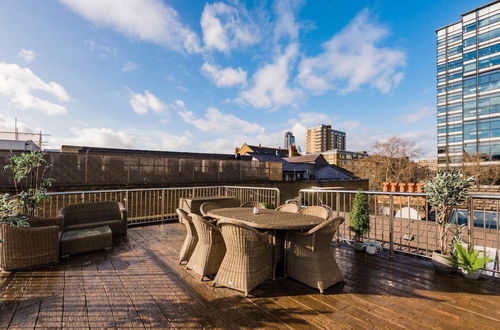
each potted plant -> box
[349,191,370,251]
[362,239,382,255]
[4,151,53,216]
[448,242,492,280]
[424,171,474,273]
[0,194,30,243]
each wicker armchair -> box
[177,209,198,265]
[186,213,226,280]
[0,216,62,271]
[200,202,219,217]
[276,203,300,213]
[214,219,272,296]
[240,201,266,209]
[59,201,127,237]
[298,206,330,220]
[285,217,344,294]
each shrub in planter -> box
[349,191,370,251]
[424,171,474,273]
[448,242,492,280]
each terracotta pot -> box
[390,183,398,192]
[398,183,407,193]
[407,183,415,193]
[382,183,390,192]
[431,251,457,274]
[416,183,424,193]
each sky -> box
[0,0,489,158]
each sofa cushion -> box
[65,219,122,232]
[60,202,121,227]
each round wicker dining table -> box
[207,207,324,279]
[207,207,324,230]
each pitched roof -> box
[247,145,288,157]
[284,153,328,165]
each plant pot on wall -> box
[462,269,481,280]
[365,246,377,255]
[431,251,457,274]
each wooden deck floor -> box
[1,222,500,329]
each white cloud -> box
[84,40,118,58]
[0,62,71,115]
[121,61,138,72]
[238,44,301,109]
[60,0,201,53]
[179,106,264,135]
[0,114,34,132]
[129,90,166,115]
[298,9,405,94]
[400,106,433,123]
[19,49,36,62]
[201,62,247,87]
[201,2,259,53]
[51,126,193,151]
[273,0,302,43]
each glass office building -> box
[436,1,500,167]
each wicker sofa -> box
[0,216,62,271]
[59,201,127,237]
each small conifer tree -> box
[349,191,370,242]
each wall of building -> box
[0,151,282,190]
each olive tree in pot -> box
[424,171,474,273]
[349,191,370,251]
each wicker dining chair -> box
[285,217,344,294]
[240,201,266,208]
[276,203,300,213]
[298,206,330,220]
[200,202,220,217]
[176,209,198,265]
[214,219,272,297]
[186,213,226,280]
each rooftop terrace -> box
[1,222,499,329]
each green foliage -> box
[424,171,474,218]
[349,191,370,241]
[4,151,53,215]
[0,194,30,243]
[424,171,474,255]
[261,202,271,209]
[448,242,493,273]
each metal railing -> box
[38,186,280,225]
[299,188,499,275]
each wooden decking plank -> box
[8,271,41,329]
[2,222,500,329]
[131,226,289,329]
[337,253,499,328]
[125,231,227,329]
[336,250,500,321]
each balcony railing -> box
[299,188,499,276]
[38,185,280,225]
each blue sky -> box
[0,0,489,158]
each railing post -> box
[161,189,165,222]
[389,194,394,259]
[336,192,340,217]
[468,196,474,246]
